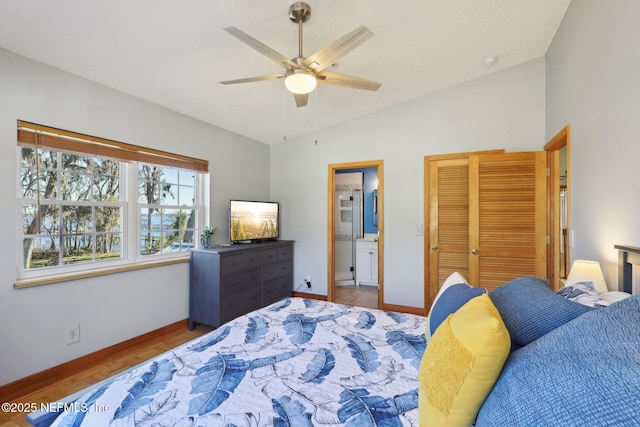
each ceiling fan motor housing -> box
[289,2,311,23]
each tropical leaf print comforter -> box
[46,298,427,426]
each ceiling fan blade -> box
[304,25,374,73]
[294,93,309,108]
[224,27,297,69]
[220,73,284,85]
[317,70,381,91]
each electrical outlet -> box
[304,275,312,288]
[67,323,80,345]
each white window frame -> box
[128,162,208,264]
[15,122,209,287]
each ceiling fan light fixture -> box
[285,69,317,94]
[220,3,380,107]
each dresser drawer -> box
[220,268,261,297]
[263,276,291,305]
[220,287,262,324]
[277,245,292,261]
[262,248,278,264]
[243,251,262,269]
[220,253,244,274]
[263,260,292,280]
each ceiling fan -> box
[219,2,381,108]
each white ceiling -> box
[0,0,571,145]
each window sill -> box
[14,256,190,289]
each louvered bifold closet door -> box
[468,151,547,291]
[427,157,470,308]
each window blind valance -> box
[17,120,209,173]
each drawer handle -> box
[231,281,237,286]
[231,303,237,308]
[232,262,238,266]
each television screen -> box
[229,200,279,243]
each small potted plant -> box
[200,226,217,248]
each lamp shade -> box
[566,260,608,293]
[284,69,317,94]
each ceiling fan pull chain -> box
[314,87,318,145]
[283,82,288,142]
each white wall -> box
[271,58,546,308]
[0,48,270,386]
[546,0,640,292]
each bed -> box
[27,298,427,426]
[27,245,640,426]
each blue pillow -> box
[489,276,594,349]
[429,283,486,336]
[477,296,640,426]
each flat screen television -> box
[229,200,279,243]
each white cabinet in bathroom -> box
[356,239,378,286]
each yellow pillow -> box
[418,294,510,427]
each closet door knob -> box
[471,249,479,255]
[431,245,438,250]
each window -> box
[138,164,198,256]
[17,121,209,283]
[20,149,123,269]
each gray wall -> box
[271,58,546,307]
[0,48,270,386]
[546,0,640,293]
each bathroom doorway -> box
[334,171,364,285]
[328,160,383,309]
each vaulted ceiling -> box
[0,0,572,144]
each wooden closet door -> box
[426,156,470,310]
[468,151,547,291]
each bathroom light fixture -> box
[284,68,317,94]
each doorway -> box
[334,172,364,285]
[328,160,383,309]
[545,125,571,290]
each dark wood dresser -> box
[188,240,294,329]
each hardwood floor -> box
[0,323,213,427]
[334,284,378,309]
